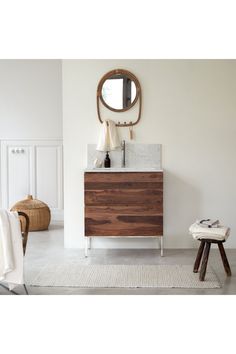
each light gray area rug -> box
[26,264,221,288]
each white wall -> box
[0,60,63,210]
[63,60,236,249]
[0,60,62,139]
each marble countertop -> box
[84,168,163,172]
[87,143,162,171]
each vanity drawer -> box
[85,206,163,236]
[85,204,163,216]
[85,172,163,184]
[84,172,163,205]
[85,189,163,205]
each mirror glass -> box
[101,74,137,110]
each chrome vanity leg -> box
[85,237,88,258]
[88,237,91,250]
[160,236,164,257]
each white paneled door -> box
[1,139,63,221]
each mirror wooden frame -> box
[97,69,142,127]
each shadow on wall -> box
[164,170,202,249]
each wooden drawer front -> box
[84,172,163,236]
[85,172,163,206]
[85,181,163,190]
[85,172,163,184]
[85,189,163,206]
[85,206,163,236]
[85,205,163,216]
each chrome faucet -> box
[121,140,126,168]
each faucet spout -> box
[121,140,126,168]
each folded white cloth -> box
[189,222,230,241]
[96,120,120,151]
[0,210,24,290]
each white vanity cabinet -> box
[0,139,63,221]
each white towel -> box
[108,120,120,150]
[0,210,15,274]
[96,120,120,151]
[0,210,24,290]
[189,222,230,241]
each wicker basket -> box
[11,195,51,231]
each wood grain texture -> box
[85,204,163,216]
[85,189,163,206]
[85,215,163,236]
[85,182,163,190]
[85,172,163,183]
[84,172,163,237]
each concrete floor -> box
[1,224,236,295]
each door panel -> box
[8,146,32,207]
[36,146,60,209]
[1,140,63,221]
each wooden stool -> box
[193,239,231,281]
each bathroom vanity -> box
[87,69,163,256]
[84,169,163,256]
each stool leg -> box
[218,242,231,276]
[199,242,211,281]
[193,241,205,273]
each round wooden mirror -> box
[97,69,142,127]
[97,69,141,112]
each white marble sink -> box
[85,167,163,172]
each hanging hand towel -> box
[96,120,120,151]
[0,210,24,290]
[96,120,109,152]
[107,119,120,150]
